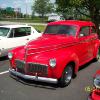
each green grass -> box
[33,25,46,32]
[0,18,48,23]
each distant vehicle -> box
[48,15,64,22]
[0,24,41,57]
[88,70,100,100]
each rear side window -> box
[9,27,31,38]
[79,26,90,37]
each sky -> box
[0,0,55,15]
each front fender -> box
[9,46,25,68]
[50,50,79,79]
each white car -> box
[0,24,42,57]
[48,14,64,22]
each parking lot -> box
[0,57,99,100]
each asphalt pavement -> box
[0,58,100,100]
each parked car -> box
[88,70,100,100]
[48,14,64,22]
[0,25,41,57]
[8,20,100,87]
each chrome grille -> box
[27,63,48,75]
[15,60,25,74]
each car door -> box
[78,26,91,65]
[6,27,32,49]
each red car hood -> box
[26,34,76,54]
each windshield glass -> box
[44,25,77,36]
[0,27,10,37]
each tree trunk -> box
[41,14,44,22]
[94,20,100,38]
[92,13,100,38]
[89,6,100,38]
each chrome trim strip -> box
[28,62,48,67]
[9,68,58,84]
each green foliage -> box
[6,7,14,13]
[33,25,46,32]
[0,7,23,18]
[32,0,54,18]
[56,0,73,19]
[69,0,84,6]
[56,0,100,35]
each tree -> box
[56,0,100,36]
[6,7,15,17]
[31,10,35,19]
[56,0,70,19]
[32,0,54,19]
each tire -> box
[58,64,73,87]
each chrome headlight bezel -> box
[49,58,56,68]
[8,52,13,59]
[94,75,100,89]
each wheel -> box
[58,64,73,87]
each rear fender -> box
[93,41,100,58]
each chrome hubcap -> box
[64,67,72,83]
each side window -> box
[25,27,31,35]
[79,26,90,37]
[91,26,96,34]
[13,27,31,37]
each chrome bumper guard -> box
[9,68,58,84]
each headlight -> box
[8,52,13,59]
[94,76,100,89]
[49,58,56,68]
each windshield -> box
[44,25,77,36]
[0,27,10,37]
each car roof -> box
[48,20,95,26]
[0,24,31,28]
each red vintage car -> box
[88,70,100,100]
[8,20,100,87]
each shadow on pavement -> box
[0,56,8,61]
[79,59,98,71]
[10,74,59,90]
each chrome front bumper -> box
[9,68,58,84]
